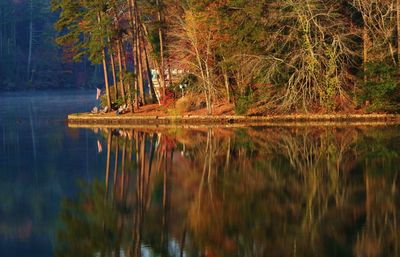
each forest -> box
[0,0,101,90]
[43,1,400,113]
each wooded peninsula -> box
[53,0,400,116]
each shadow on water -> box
[55,125,400,257]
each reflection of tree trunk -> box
[365,166,371,225]
[225,138,231,171]
[207,130,214,205]
[106,130,112,196]
[161,149,171,257]
[133,131,142,257]
[113,138,119,196]
[29,101,37,176]
[180,225,187,257]
[145,133,157,209]
[120,137,127,199]
[197,131,210,212]
[140,134,146,214]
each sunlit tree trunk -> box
[143,41,157,102]
[363,20,369,82]
[397,0,400,68]
[156,0,167,103]
[117,40,126,104]
[222,67,231,103]
[108,41,118,100]
[134,6,146,105]
[133,45,139,109]
[98,12,112,108]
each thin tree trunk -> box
[142,39,157,102]
[397,0,400,68]
[135,9,145,105]
[156,0,166,103]
[222,67,231,103]
[27,0,33,81]
[141,23,166,104]
[362,21,368,83]
[117,40,126,104]
[98,12,112,108]
[167,65,173,87]
[133,43,139,109]
[108,41,118,101]
[102,49,112,109]
[128,0,139,109]
[0,6,3,59]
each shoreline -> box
[68,113,400,127]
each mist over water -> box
[1,91,400,257]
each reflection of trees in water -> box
[55,127,400,257]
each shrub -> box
[174,94,200,113]
[357,62,400,113]
[235,90,254,115]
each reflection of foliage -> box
[56,126,400,257]
[55,181,122,257]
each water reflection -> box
[56,126,400,257]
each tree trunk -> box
[98,12,112,109]
[143,40,157,102]
[156,0,166,103]
[128,0,139,109]
[0,5,3,59]
[397,0,400,69]
[27,0,33,81]
[222,67,231,103]
[108,41,118,101]
[117,40,126,104]
[102,49,112,109]
[141,23,166,104]
[135,9,145,105]
[362,21,368,83]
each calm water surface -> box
[1,91,400,257]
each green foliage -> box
[52,0,112,64]
[358,62,400,112]
[234,89,254,115]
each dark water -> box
[1,92,400,257]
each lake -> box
[1,91,399,257]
